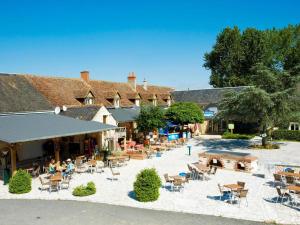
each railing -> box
[104,127,126,139]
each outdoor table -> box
[50,175,62,182]
[107,156,127,161]
[287,185,300,193]
[193,163,210,173]
[223,184,243,191]
[277,172,300,179]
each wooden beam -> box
[54,139,60,162]
[10,144,17,176]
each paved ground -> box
[0,199,267,225]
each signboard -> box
[228,124,234,130]
[204,110,215,118]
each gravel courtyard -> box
[0,136,299,224]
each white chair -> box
[60,177,70,190]
[110,167,120,181]
[96,161,105,173]
[39,176,50,192]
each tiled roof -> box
[172,87,250,107]
[108,107,140,122]
[23,74,173,108]
[60,105,101,121]
[0,74,52,113]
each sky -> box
[0,0,300,90]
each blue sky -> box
[0,0,299,90]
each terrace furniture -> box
[273,173,283,187]
[223,184,243,191]
[164,174,174,190]
[277,171,300,179]
[209,166,218,175]
[49,180,60,192]
[60,177,70,190]
[110,167,120,181]
[75,164,88,174]
[187,164,196,180]
[233,189,249,207]
[287,185,300,194]
[276,186,291,204]
[218,183,231,201]
[286,176,295,185]
[237,181,246,189]
[172,179,184,192]
[96,161,105,173]
[39,176,50,192]
[87,160,97,173]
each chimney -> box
[127,72,136,91]
[80,71,89,82]
[143,78,148,90]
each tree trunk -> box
[261,125,268,147]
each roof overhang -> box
[0,113,117,144]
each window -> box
[135,99,140,107]
[84,97,94,105]
[103,115,108,124]
[289,122,299,131]
[167,99,171,107]
[114,98,120,108]
[152,99,157,106]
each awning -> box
[0,113,117,144]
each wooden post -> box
[124,128,127,152]
[54,139,60,162]
[10,144,17,176]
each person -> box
[63,159,74,177]
[56,161,63,172]
[48,159,56,174]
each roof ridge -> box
[174,86,251,92]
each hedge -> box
[272,130,300,141]
[133,168,162,202]
[222,132,255,140]
[72,182,96,197]
[9,169,32,194]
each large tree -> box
[136,105,166,136]
[165,102,204,126]
[218,87,292,146]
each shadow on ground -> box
[198,139,251,151]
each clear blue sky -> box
[0,0,299,90]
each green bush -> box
[9,169,32,194]
[272,130,300,141]
[222,131,255,140]
[133,168,162,202]
[72,182,96,197]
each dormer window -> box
[152,99,157,106]
[74,90,95,105]
[135,99,140,107]
[84,97,94,105]
[167,98,171,107]
[114,98,120,108]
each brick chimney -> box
[127,72,136,91]
[143,78,147,90]
[80,71,89,82]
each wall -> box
[92,106,117,125]
[17,140,45,161]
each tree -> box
[218,87,292,146]
[136,105,166,135]
[165,102,204,126]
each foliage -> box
[250,144,280,150]
[133,168,162,202]
[204,24,300,88]
[136,105,166,134]
[222,131,255,140]
[218,87,293,146]
[165,102,204,125]
[72,182,96,197]
[272,130,300,141]
[9,169,32,194]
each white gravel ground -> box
[1,136,300,224]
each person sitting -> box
[48,159,56,175]
[63,159,74,177]
[55,161,63,172]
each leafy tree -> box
[218,87,292,146]
[165,102,204,125]
[136,105,166,135]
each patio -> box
[0,137,300,224]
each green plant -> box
[72,182,96,197]
[272,130,300,141]
[9,169,32,194]
[222,131,255,140]
[133,168,162,202]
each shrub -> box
[133,168,162,202]
[250,144,280,149]
[272,130,300,141]
[9,169,32,194]
[222,131,255,140]
[72,182,96,197]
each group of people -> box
[48,158,74,177]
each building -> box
[0,74,116,176]
[172,87,249,134]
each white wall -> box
[92,106,117,126]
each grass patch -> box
[222,132,255,140]
[72,182,96,197]
[249,144,280,150]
